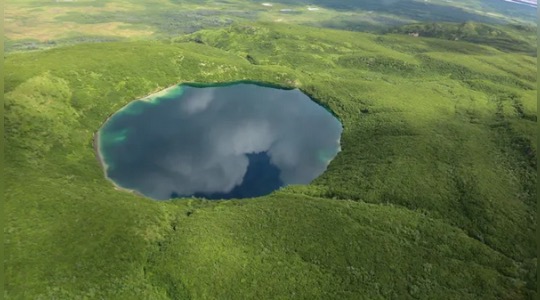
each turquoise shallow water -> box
[98,82,342,200]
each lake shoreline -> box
[92,81,342,201]
[93,127,146,198]
[90,82,183,198]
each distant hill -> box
[387,22,537,55]
[4,0,537,53]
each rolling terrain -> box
[4,21,537,299]
[4,0,537,52]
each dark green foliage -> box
[336,55,418,75]
[4,23,537,299]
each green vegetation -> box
[5,22,537,299]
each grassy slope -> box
[4,23,537,299]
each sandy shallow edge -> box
[91,83,186,199]
[93,130,145,197]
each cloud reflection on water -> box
[99,83,342,200]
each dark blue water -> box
[98,82,342,200]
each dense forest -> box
[4,21,537,299]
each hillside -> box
[4,0,537,52]
[4,23,537,299]
[387,21,537,55]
